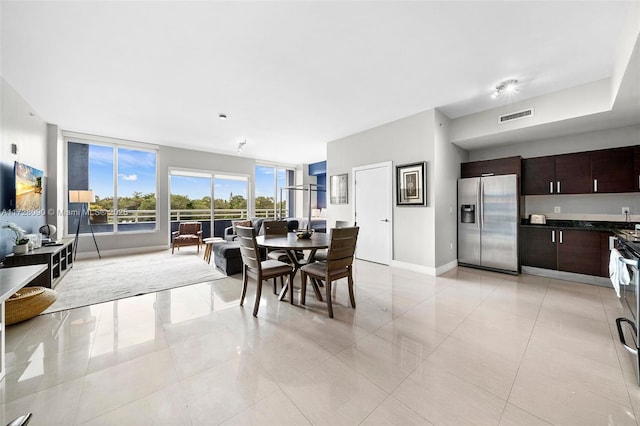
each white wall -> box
[468,124,640,222]
[327,109,463,273]
[433,110,467,269]
[468,124,640,161]
[0,78,48,259]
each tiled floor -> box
[1,259,639,425]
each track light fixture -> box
[237,139,247,153]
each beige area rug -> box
[42,250,226,314]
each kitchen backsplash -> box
[523,193,640,223]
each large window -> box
[67,139,157,234]
[255,165,295,218]
[169,170,249,238]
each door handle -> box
[549,182,553,194]
[594,179,598,192]
[559,230,563,244]
[380,219,390,222]
[551,230,555,243]
[557,181,561,193]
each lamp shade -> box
[69,190,95,203]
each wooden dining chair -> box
[262,220,291,294]
[236,226,294,316]
[314,221,356,262]
[300,226,359,318]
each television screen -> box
[15,161,44,211]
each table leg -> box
[278,248,320,303]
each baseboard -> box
[389,260,436,276]
[521,266,611,287]
[436,259,458,275]
[75,245,169,260]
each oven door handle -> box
[616,317,639,355]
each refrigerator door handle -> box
[476,181,481,229]
[479,180,484,228]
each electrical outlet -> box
[554,206,561,213]
[622,207,630,215]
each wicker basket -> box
[6,287,57,325]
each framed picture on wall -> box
[396,162,426,206]
[330,173,348,204]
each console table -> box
[3,238,74,289]
[0,265,47,380]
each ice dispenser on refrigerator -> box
[460,205,475,223]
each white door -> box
[354,163,392,264]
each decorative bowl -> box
[296,230,313,239]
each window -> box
[255,165,295,218]
[169,169,249,238]
[67,139,157,234]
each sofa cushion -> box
[213,241,242,259]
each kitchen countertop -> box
[520,219,638,232]
[520,219,640,255]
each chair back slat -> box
[179,222,201,234]
[263,220,288,237]
[236,226,262,271]
[326,227,359,269]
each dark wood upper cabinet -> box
[635,146,640,191]
[591,146,635,193]
[461,156,521,179]
[554,152,592,194]
[522,156,556,195]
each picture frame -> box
[396,162,426,206]
[330,173,348,204]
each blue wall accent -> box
[308,161,327,210]
[308,161,326,176]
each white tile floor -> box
[1,259,639,425]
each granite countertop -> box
[520,219,638,232]
[520,219,640,255]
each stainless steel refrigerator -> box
[458,174,518,273]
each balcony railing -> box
[90,208,281,223]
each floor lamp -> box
[69,190,101,261]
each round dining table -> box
[255,232,330,301]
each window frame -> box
[64,132,159,236]
[254,163,296,219]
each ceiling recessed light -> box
[218,114,227,120]
[491,79,520,99]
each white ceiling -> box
[1,1,635,164]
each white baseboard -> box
[389,259,458,277]
[75,245,169,260]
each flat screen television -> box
[14,161,44,211]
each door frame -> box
[352,161,393,265]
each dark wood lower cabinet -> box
[520,227,557,270]
[556,229,601,276]
[521,227,605,277]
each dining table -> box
[255,232,330,302]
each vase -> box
[13,244,28,255]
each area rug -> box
[42,250,226,314]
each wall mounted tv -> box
[14,161,44,211]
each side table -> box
[203,237,225,264]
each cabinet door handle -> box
[594,179,598,192]
[559,230,563,244]
[549,182,554,194]
[557,181,561,193]
[551,230,555,243]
